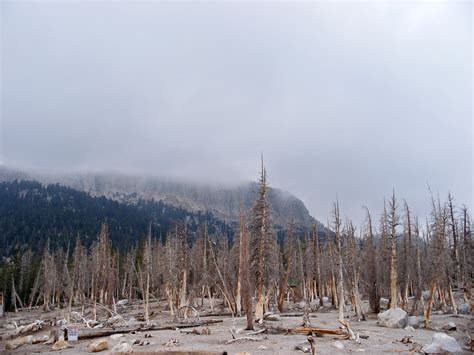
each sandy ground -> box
[0,302,472,354]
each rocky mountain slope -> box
[0,166,323,231]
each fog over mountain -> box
[0,165,321,231]
[1,1,472,222]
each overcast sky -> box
[1,0,472,223]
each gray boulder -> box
[377,308,408,328]
[421,333,462,353]
[441,322,456,331]
[407,316,421,329]
[457,303,470,315]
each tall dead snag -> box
[237,208,253,330]
[461,207,472,301]
[278,218,294,312]
[409,219,425,316]
[312,225,323,307]
[400,201,413,311]
[388,191,399,309]
[424,194,445,328]
[332,200,345,321]
[163,232,178,317]
[363,207,379,313]
[173,222,189,308]
[41,239,53,311]
[250,158,276,322]
[447,194,462,289]
[90,223,112,320]
[346,221,366,320]
[138,224,152,324]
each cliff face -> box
[0,166,322,230]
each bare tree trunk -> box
[333,201,345,321]
[388,192,399,309]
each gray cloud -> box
[1,0,472,223]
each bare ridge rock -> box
[377,308,408,328]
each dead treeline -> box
[2,164,472,330]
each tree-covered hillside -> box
[0,180,232,257]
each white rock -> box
[332,341,344,350]
[110,334,125,340]
[110,342,133,353]
[404,326,415,332]
[421,333,462,353]
[377,308,408,328]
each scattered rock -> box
[322,297,329,303]
[5,335,34,350]
[441,322,456,331]
[379,298,389,308]
[436,310,444,315]
[400,335,413,344]
[70,311,83,322]
[332,341,344,350]
[111,342,133,353]
[164,338,179,347]
[51,340,72,351]
[127,317,138,325]
[257,345,267,350]
[110,333,125,340]
[407,316,420,329]
[295,342,310,353]
[88,338,108,352]
[265,313,281,321]
[116,299,129,306]
[404,326,415,332]
[457,303,470,315]
[421,333,462,353]
[377,308,408,328]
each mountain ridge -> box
[0,165,324,231]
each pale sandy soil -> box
[0,301,472,354]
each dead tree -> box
[400,200,413,311]
[237,208,253,330]
[461,207,472,301]
[250,158,276,321]
[332,200,345,321]
[346,221,366,320]
[447,194,462,289]
[388,191,399,309]
[363,207,380,313]
[409,219,425,316]
[278,218,294,312]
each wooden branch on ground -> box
[225,336,264,344]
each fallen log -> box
[78,319,223,340]
[264,324,348,337]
